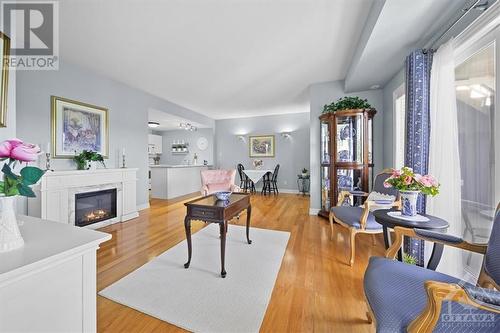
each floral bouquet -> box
[384,167,439,216]
[0,139,45,252]
[253,159,263,169]
[0,138,45,197]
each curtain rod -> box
[426,0,484,51]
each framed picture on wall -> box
[249,135,275,158]
[0,31,10,127]
[51,96,109,158]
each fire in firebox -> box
[83,209,112,222]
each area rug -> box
[99,224,290,333]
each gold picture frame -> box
[51,96,109,158]
[249,135,275,158]
[0,32,10,127]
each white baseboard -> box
[137,202,150,211]
[278,189,300,194]
[309,208,320,215]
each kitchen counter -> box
[150,165,211,199]
[150,164,213,168]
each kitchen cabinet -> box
[148,134,163,154]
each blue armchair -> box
[330,170,400,266]
[364,204,500,332]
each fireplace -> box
[75,189,117,227]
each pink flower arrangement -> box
[384,167,440,196]
[0,139,44,197]
[0,138,41,162]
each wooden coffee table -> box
[183,192,252,278]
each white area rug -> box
[99,224,290,333]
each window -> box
[455,35,497,278]
[393,84,406,169]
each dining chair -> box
[330,169,400,266]
[364,203,500,332]
[262,164,280,195]
[237,163,247,190]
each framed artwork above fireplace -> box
[51,96,109,158]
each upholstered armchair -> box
[330,169,400,266]
[200,169,241,196]
[364,204,500,332]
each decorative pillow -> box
[207,183,231,193]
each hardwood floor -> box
[97,193,382,332]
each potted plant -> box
[383,167,439,216]
[323,96,373,113]
[73,150,106,170]
[0,138,45,252]
[301,168,308,178]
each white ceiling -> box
[59,0,478,119]
[148,109,210,131]
[59,0,374,119]
[345,0,470,92]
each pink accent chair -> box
[200,169,241,196]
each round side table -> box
[373,209,449,270]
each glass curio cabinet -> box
[318,108,376,218]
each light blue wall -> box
[159,128,214,165]
[16,60,212,209]
[382,68,405,168]
[309,80,384,211]
[215,113,310,191]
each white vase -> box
[0,196,24,252]
[400,190,420,217]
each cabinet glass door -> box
[321,166,331,211]
[321,120,330,165]
[336,115,363,163]
[337,168,363,192]
[368,117,373,164]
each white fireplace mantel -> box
[28,168,139,228]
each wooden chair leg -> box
[349,229,356,266]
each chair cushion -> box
[364,257,500,332]
[330,206,382,230]
[207,183,231,194]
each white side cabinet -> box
[148,134,162,154]
[0,216,110,333]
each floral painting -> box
[249,135,275,158]
[51,96,108,158]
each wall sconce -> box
[281,132,291,139]
[237,135,245,141]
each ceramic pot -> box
[0,196,24,252]
[400,190,420,217]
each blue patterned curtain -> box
[405,50,433,266]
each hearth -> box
[75,188,117,227]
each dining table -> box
[242,169,273,185]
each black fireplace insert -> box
[75,188,117,227]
